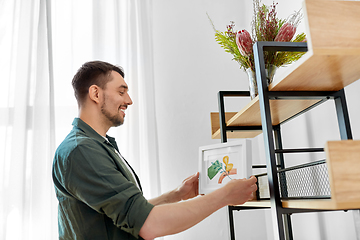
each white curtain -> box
[0,0,160,239]
[0,0,57,239]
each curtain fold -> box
[119,0,161,199]
[0,0,57,239]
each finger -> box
[248,192,256,201]
[247,176,257,184]
[188,172,199,183]
[183,175,194,183]
[249,175,256,181]
[184,172,199,183]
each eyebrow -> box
[118,85,129,90]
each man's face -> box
[100,71,133,127]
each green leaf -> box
[208,160,222,180]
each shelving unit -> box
[210,1,360,239]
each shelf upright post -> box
[333,89,353,140]
[218,91,252,144]
[273,125,287,198]
[273,125,293,240]
[217,91,235,239]
[218,91,228,143]
[217,91,252,240]
[253,41,286,240]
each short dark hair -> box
[71,61,125,106]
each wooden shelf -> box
[269,52,360,92]
[236,140,360,211]
[269,1,360,92]
[211,96,321,139]
[239,199,360,210]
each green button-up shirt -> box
[52,118,154,239]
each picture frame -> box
[198,139,252,194]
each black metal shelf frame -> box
[218,41,353,240]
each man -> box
[52,61,257,240]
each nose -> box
[126,92,133,105]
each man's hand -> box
[221,176,258,206]
[148,172,199,206]
[174,172,199,201]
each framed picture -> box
[198,139,252,194]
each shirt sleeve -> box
[62,140,154,238]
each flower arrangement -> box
[208,0,306,72]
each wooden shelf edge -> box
[211,129,263,139]
[210,97,321,139]
[240,200,271,208]
[210,110,263,139]
[237,199,360,210]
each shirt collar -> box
[72,118,143,192]
[72,118,109,145]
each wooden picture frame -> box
[198,139,252,194]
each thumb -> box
[185,172,199,183]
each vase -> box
[246,65,277,99]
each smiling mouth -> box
[119,106,127,116]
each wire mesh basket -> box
[256,159,331,200]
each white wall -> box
[151,0,360,239]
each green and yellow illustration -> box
[207,156,237,184]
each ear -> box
[88,85,102,104]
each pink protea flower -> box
[236,29,253,56]
[274,23,296,42]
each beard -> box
[101,101,124,127]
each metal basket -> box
[256,159,331,200]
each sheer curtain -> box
[0,0,57,239]
[0,0,160,239]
